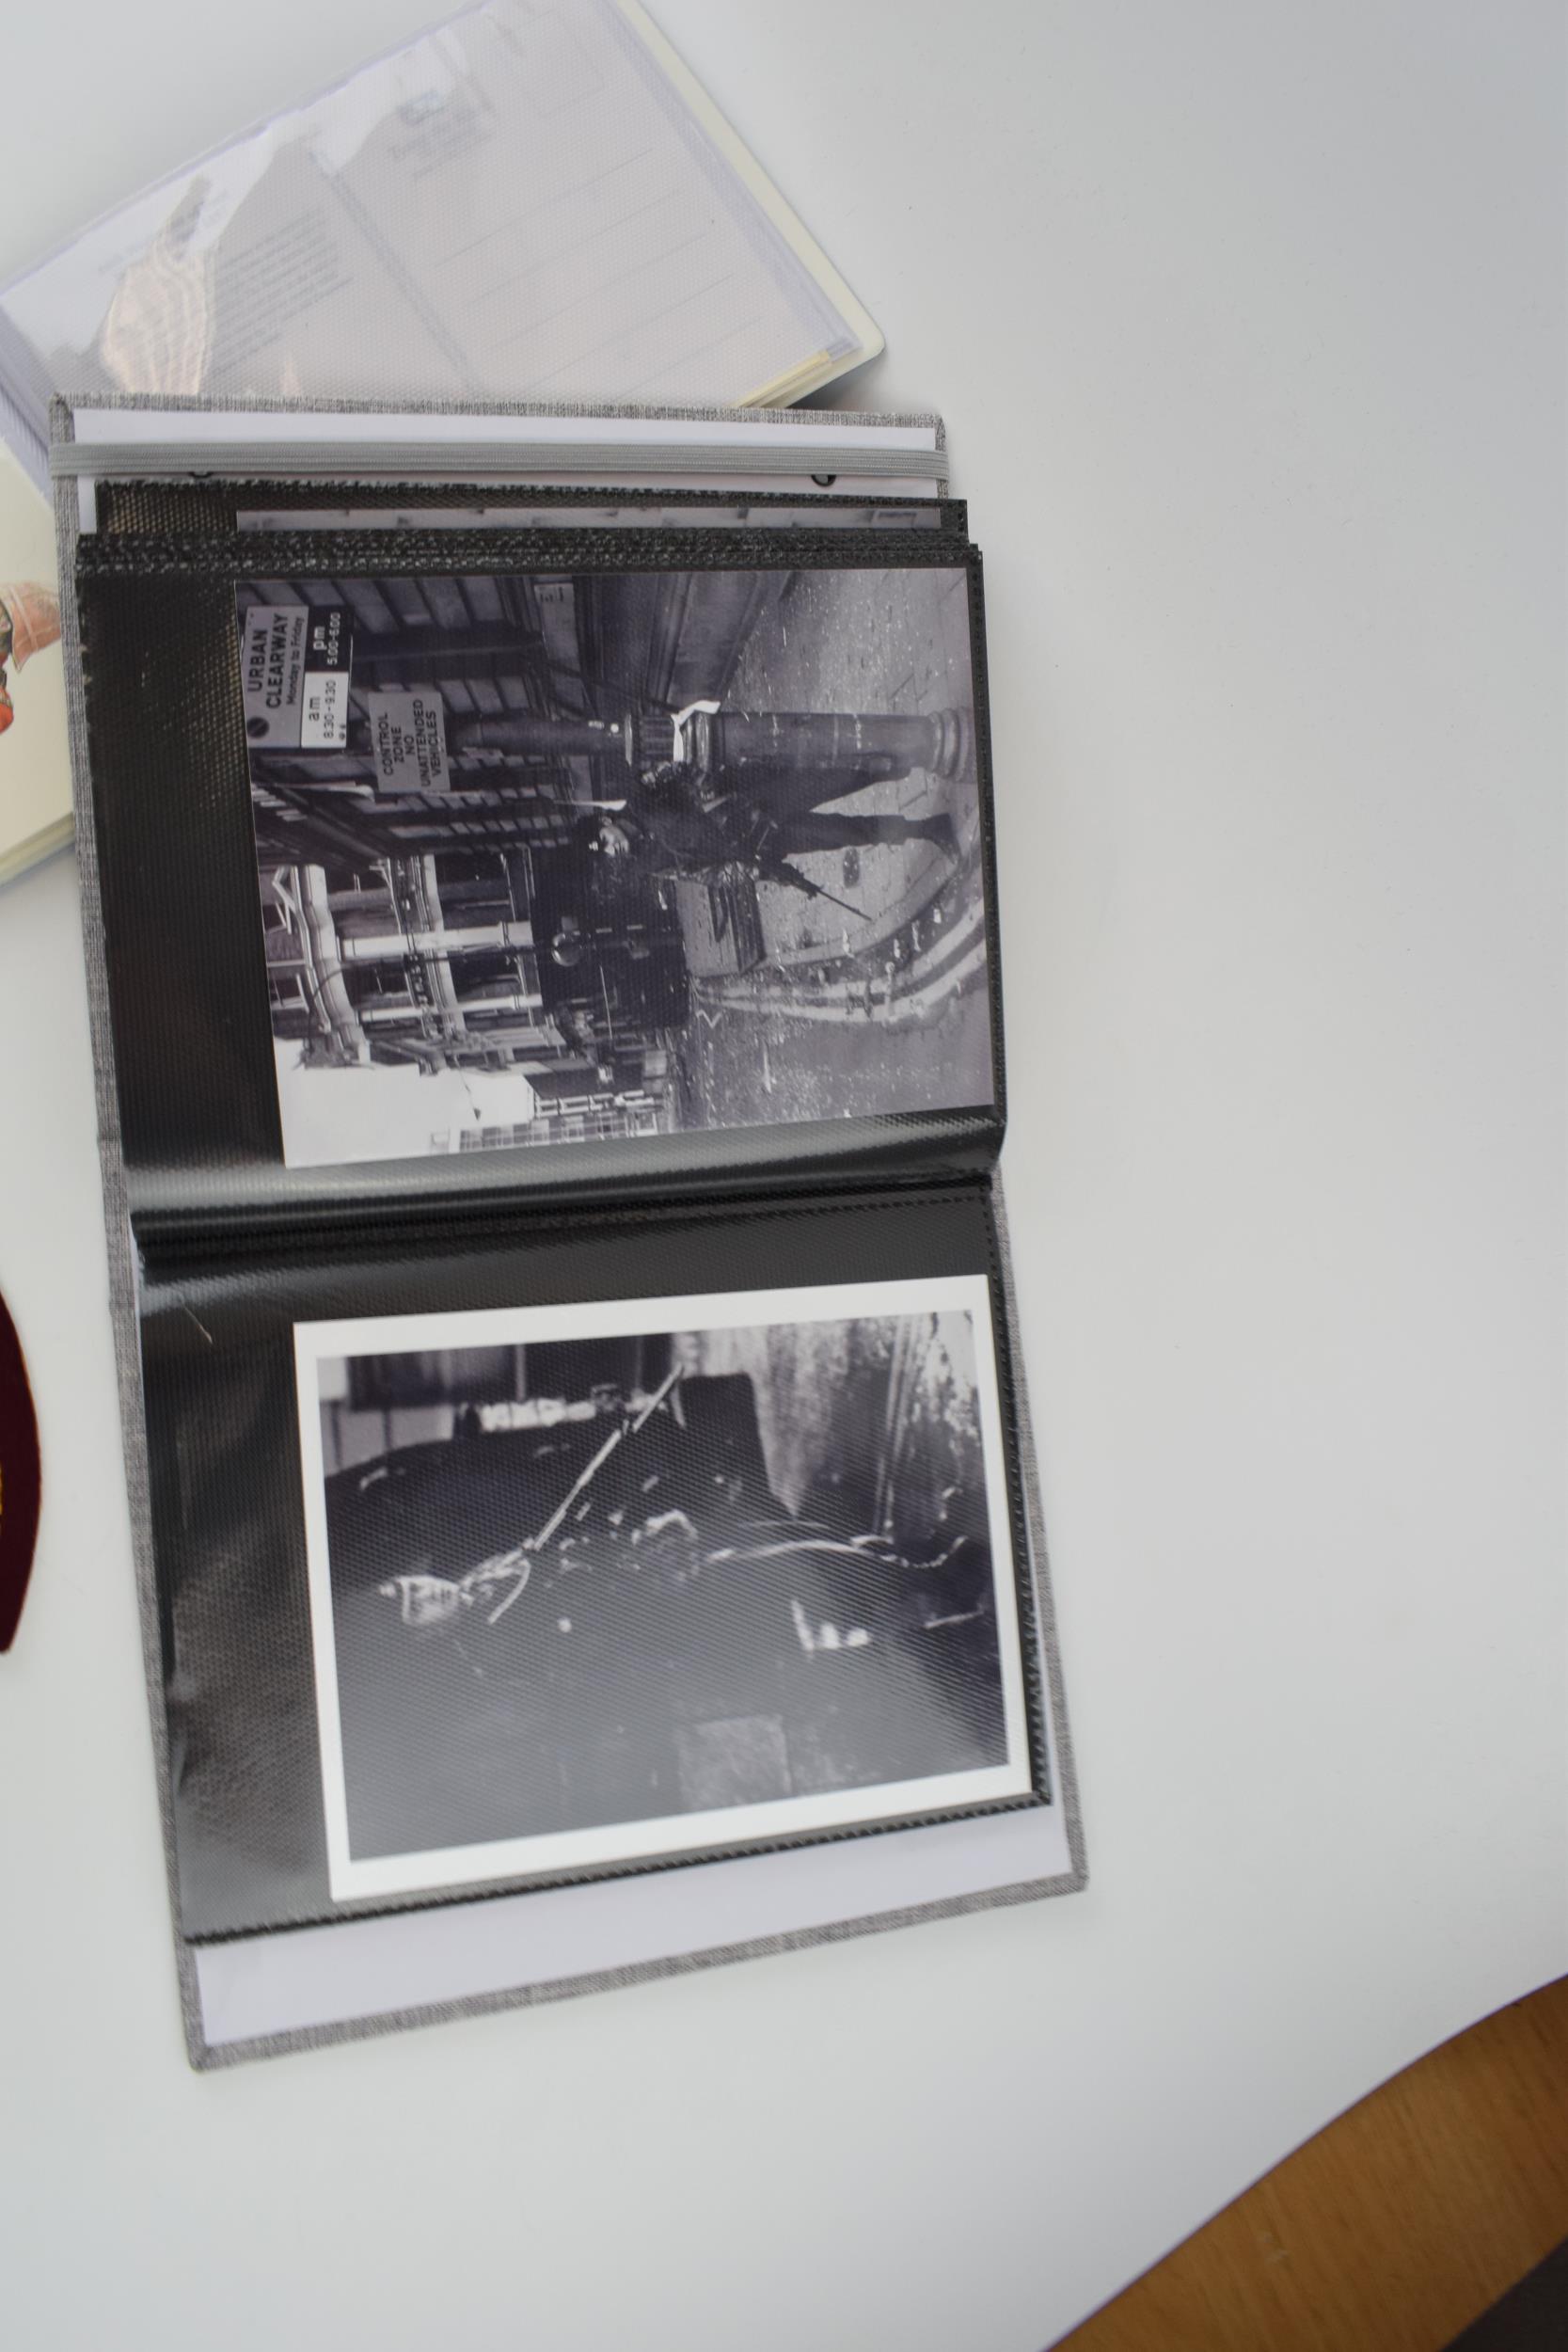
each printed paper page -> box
[0,2,877,455]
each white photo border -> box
[293,1274,1035,1903]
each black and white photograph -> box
[240,563,992,1167]
[293,1278,1033,1901]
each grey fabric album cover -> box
[53,394,1085,2067]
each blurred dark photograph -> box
[295,1279,1033,1899]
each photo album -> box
[53,397,1084,2065]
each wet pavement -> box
[675,565,996,1130]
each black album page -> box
[136,1184,1050,1939]
[72,521,1005,1225]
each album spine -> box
[129,1136,1006,1270]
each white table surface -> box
[1,5,1562,2346]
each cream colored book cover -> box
[0,445,70,884]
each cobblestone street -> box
[677,564,995,1130]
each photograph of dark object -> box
[296,1282,1034,1898]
